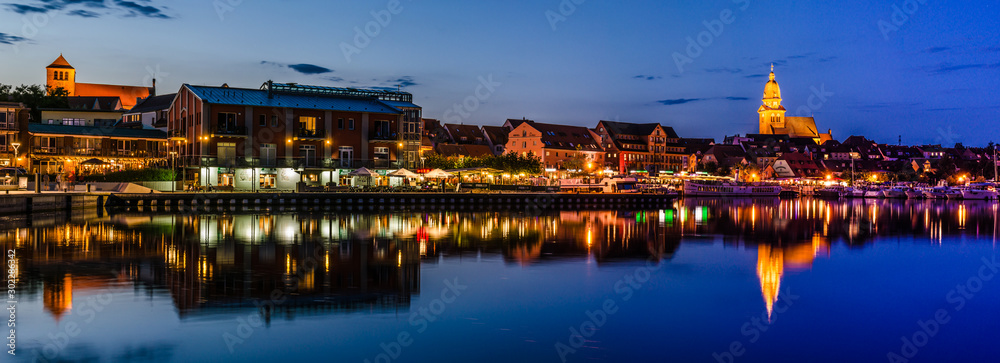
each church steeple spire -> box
[758,65,786,134]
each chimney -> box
[267,80,274,99]
[152,78,156,97]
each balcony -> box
[0,122,17,132]
[33,147,57,155]
[369,130,399,143]
[169,130,185,140]
[216,126,248,137]
[297,128,327,140]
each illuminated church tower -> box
[46,54,76,96]
[43,54,152,109]
[755,65,833,144]
[758,64,785,134]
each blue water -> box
[3,198,999,362]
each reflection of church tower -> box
[46,54,76,96]
[756,245,783,320]
[43,274,73,321]
[758,64,786,134]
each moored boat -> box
[883,187,907,199]
[864,188,884,198]
[814,187,845,198]
[959,183,998,200]
[905,189,924,199]
[922,187,949,199]
[682,180,781,197]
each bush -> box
[81,168,177,182]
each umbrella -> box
[80,158,109,166]
[387,168,421,178]
[348,167,377,176]
[423,169,453,178]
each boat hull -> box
[960,190,997,200]
[682,181,781,197]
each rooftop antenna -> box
[396,84,400,92]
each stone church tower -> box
[758,64,785,134]
[46,54,76,95]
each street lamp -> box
[10,142,20,168]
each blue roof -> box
[185,85,403,115]
[29,123,168,139]
[381,100,422,109]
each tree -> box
[703,161,718,175]
[422,152,542,176]
[0,83,69,121]
[936,154,956,177]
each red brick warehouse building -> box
[167,82,422,190]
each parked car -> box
[0,167,26,175]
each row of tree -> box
[423,152,543,175]
[0,83,69,121]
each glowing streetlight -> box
[10,142,20,167]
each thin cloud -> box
[4,4,48,13]
[4,0,170,19]
[261,61,335,75]
[656,97,747,106]
[924,62,1000,75]
[67,9,99,17]
[288,64,333,75]
[0,32,28,45]
[114,0,170,18]
[745,74,768,79]
[633,75,662,80]
[387,76,418,88]
[704,67,743,74]
[657,98,705,106]
[924,46,951,54]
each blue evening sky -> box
[1,0,997,145]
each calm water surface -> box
[4,198,1000,362]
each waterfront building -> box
[167,82,421,190]
[481,125,509,156]
[434,123,492,157]
[763,151,822,178]
[594,120,686,175]
[757,66,833,144]
[45,54,152,109]
[123,93,175,131]
[26,122,168,174]
[41,96,124,127]
[0,102,29,168]
[701,144,748,170]
[505,120,603,174]
[25,96,167,174]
